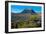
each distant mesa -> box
[21,8,37,14]
[11,8,37,15]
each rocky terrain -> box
[11,9,41,28]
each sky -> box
[11,5,42,13]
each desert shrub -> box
[29,15,39,21]
[17,20,27,28]
[27,21,39,28]
[26,15,41,28]
[11,14,41,28]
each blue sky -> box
[11,5,42,13]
